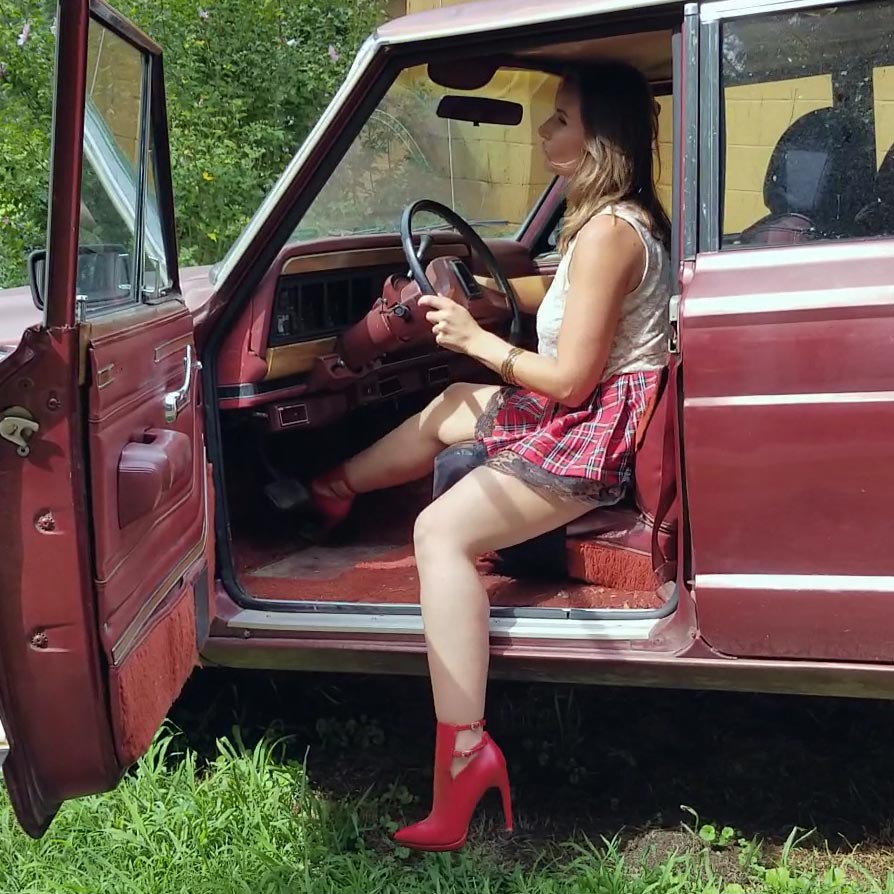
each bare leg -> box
[413,464,593,774]
[321,383,501,497]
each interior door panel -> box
[84,302,210,765]
[86,304,205,656]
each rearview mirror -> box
[436,95,523,127]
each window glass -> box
[655,93,673,218]
[78,21,144,313]
[143,131,171,299]
[720,2,894,248]
[297,66,560,241]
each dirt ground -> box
[170,669,894,877]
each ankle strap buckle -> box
[453,719,485,732]
[453,735,488,760]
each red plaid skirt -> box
[474,370,662,503]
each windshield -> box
[294,65,560,241]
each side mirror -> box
[27,249,46,311]
[27,244,133,314]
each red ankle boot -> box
[394,719,513,852]
[309,464,355,535]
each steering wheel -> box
[400,199,523,345]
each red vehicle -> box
[1,0,893,838]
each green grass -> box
[2,731,893,894]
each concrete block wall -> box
[86,24,143,168]
[876,66,894,166]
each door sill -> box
[226,607,661,640]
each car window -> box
[719,1,894,249]
[297,65,561,242]
[76,19,171,316]
[78,22,144,314]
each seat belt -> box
[650,362,679,585]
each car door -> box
[0,0,212,837]
[680,0,894,663]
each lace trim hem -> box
[475,387,516,440]
[484,451,627,505]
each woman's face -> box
[538,81,587,175]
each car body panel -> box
[681,239,894,661]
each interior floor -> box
[232,478,664,611]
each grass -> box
[2,727,894,894]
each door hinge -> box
[668,294,681,354]
[0,406,40,457]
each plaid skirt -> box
[474,369,662,504]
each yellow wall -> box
[406,0,467,11]
[877,66,894,166]
[87,24,143,166]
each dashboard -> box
[215,235,552,432]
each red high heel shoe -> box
[394,719,513,852]
[309,464,355,535]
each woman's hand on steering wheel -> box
[419,293,484,355]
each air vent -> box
[270,265,396,345]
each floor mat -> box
[232,480,663,611]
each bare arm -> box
[467,215,645,406]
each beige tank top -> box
[535,202,672,379]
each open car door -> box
[0,1,212,837]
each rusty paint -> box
[35,512,56,533]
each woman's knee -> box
[413,501,472,563]
[422,382,492,447]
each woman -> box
[311,60,672,851]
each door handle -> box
[164,345,202,423]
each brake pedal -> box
[263,478,311,513]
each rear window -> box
[719,0,894,248]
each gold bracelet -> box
[500,346,524,385]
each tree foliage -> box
[0,0,383,287]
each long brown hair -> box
[557,61,671,253]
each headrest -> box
[854,144,894,235]
[763,108,874,237]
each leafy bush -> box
[0,2,55,289]
[0,0,384,288]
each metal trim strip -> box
[227,609,657,641]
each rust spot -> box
[31,631,49,649]
[35,511,56,533]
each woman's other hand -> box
[419,293,484,354]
